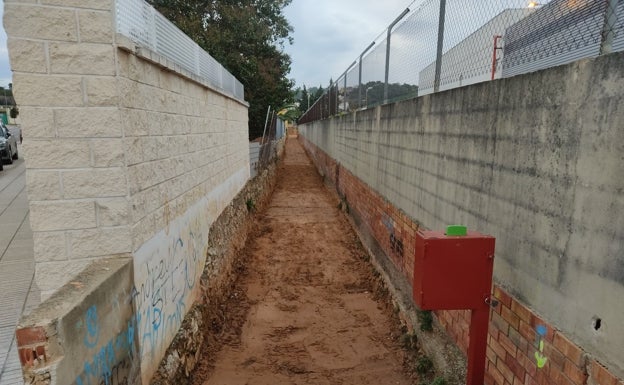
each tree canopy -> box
[149,0,295,139]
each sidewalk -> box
[0,156,38,385]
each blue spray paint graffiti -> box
[133,222,203,362]
[76,307,137,385]
[83,305,99,348]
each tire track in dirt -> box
[200,137,413,385]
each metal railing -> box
[251,108,285,177]
[299,0,623,124]
[115,0,245,102]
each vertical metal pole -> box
[466,306,490,385]
[359,42,375,109]
[343,75,348,112]
[261,106,271,144]
[384,8,410,104]
[600,0,619,55]
[340,61,356,112]
[491,35,502,81]
[433,0,447,93]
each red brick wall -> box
[299,135,623,385]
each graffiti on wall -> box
[132,168,248,382]
[75,305,137,385]
[534,324,548,368]
[133,215,205,366]
[382,213,403,257]
[134,228,201,358]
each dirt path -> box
[200,137,413,385]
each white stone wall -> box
[4,0,250,302]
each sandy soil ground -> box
[195,137,415,385]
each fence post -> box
[599,0,620,55]
[384,8,410,104]
[433,0,447,93]
[342,61,356,112]
[358,42,375,109]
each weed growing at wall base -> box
[418,310,433,331]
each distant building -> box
[502,0,622,78]
[419,9,533,96]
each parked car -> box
[0,122,18,165]
[7,124,22,144]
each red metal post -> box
[466,305,490,385]
[491,35,502,80]
[413,227,495,385]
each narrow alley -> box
[194,137,414,384]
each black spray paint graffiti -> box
[382,213,404,257]
[390,233,404,256]
[133,227,202,360]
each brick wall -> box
[299,135,623,385]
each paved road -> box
[0,150,38,385]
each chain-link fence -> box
[299,0,623,124]
[250,108,286,178]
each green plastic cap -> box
[446,225,467,236]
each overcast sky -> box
[0,0,412,91]
[284,0,414,89]
[0,0,543,91]
[0,2,11,88]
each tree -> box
[149,0,295,139]
[296,85,309,114]
[9,106,18,119]
[277,103,300,122]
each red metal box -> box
[413,230,495,310]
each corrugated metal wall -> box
[613,0,624,52]
[502,0,608,78]
[249,142,261,178]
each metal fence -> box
[115,0,245,102]
[251,109,286,177]
[299,0,623,124]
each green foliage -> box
[416,356,434,375]
[245,198,255,212]
[428,377,447,385]
[148,0,295,139]
[277,104,300,122]
[400,333,418,351]
[356,81,418,108]
[9,106,19,119]
[295,84,324,115]
[417,310,433,332]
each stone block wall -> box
[4,0,249,297]
[5,0,129,299]
[298,51,624,384]
[5,0,250,383]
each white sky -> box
[284,0,413,88]
[0,0,412,91]
[0,1,12,87]
[0,0,543,91]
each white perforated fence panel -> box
[115,0,245,102]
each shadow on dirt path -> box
[197,137,414,385]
